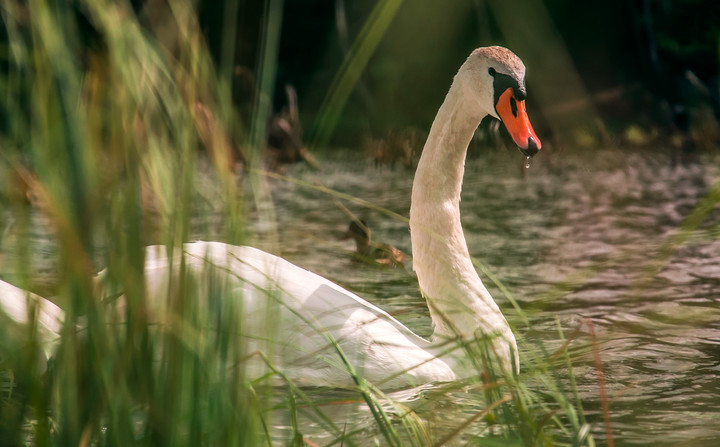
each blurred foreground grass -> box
[0,1,598,445]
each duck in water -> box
[342,219,406,267]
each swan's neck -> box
[409,79,514,348]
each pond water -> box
[1,146,718,445]
[255,147,720,446]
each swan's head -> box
[461,46,541,157]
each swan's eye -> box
[488,67,496,77]
[510,97,518,117]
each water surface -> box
[1,147,718,445]
[263,147,720,446]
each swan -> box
[0,279,64,371]
[0,46,541,390]
[138,46,541,389]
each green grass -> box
[0,1,599,445]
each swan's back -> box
[0,279,64,365]
[142,242,457,388]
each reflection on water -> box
[265,148,720,445]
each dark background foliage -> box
[5,0,720,150]
[199,0,720,149]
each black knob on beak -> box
[520,136,539,158]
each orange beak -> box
[495,88,541,156]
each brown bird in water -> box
[342,219,406,267]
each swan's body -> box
[0,279,64,368]
[143,243,457,388]
[0,46,540,389]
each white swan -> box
[139,46,541,389]
[0,46,541,390]
[0,279,64,370]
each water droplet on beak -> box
[525,156,531,169]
